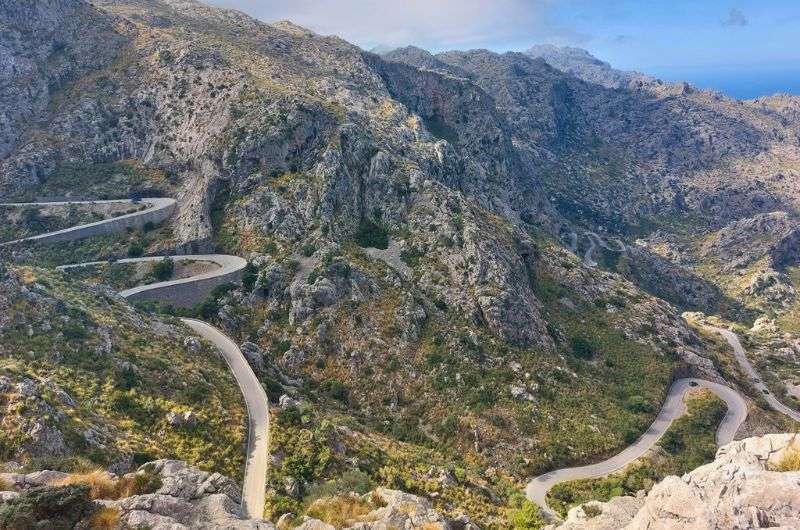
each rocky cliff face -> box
[549,433,800,530]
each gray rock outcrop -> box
[548,433,800,530]
[106,459,274,529]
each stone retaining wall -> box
[121,262,245,308]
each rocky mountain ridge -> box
[525,44,649,90]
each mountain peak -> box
[526,43,648,89]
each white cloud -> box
[206,0,588,51]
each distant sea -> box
[656,67,800,100]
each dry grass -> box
[306,495,374,529]
[60,471,119,500]
[772,449,800,472]
[59,470,162,500]
[87,506,121,530]
[0,477,12,491]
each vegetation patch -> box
[547,391,726,517]
[0,266,246,480]
[771,448,800,472]
[8,161,172,201]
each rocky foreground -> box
[0,458,478,529]
[549,433,800,530]
[1,435,798,529]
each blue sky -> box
[208,0,800,98]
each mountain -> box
[525,44,648,89]
[2,0,800,527]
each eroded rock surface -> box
[548,433,800,530]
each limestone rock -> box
[107,460,274,529]
[548,433,800,529]
[166,410,198,428]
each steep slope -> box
[0,264,246,478]
[385,45,800,324]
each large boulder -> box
[549,433,800,530]
[109,460,274,530]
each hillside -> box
[0,264,246,478]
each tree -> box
[152,256,174,281]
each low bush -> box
[322,379,348,402]
[305,469,373,502]
[152,257,174,281]
[625,395,653,414]
[127,241,145,257]
[570,335,597,360]
[0,485,93,529]
[507,498,546,529]
[242,263,258,291]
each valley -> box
[1,0,800,528]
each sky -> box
[207,0,800,99]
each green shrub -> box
[625,395,653,414]
[583,504,602,518]
[0,485,94,530]
[507,499,546,529]
[127,242,145,257]
[305,469,373,502]
[263,241,278,255]
[570,335,597,360]
[434,415,460,439]
[355,220,388,249]
[62,321,89,341]
[277,406,302,427]
[400,247,425,267]
[301,242,316,257]
[114,366,138,390]
[322,379,348,402]
[242,263,257,291]
[151,257,174,281]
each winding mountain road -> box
[527,324,800,518]
[181,318,269,518]
[585,232,626,267]
[0,199,268,519]
[525,378,747,518]
[0,198,176,246]
[713,327,800,423]
[57,254,248,308]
